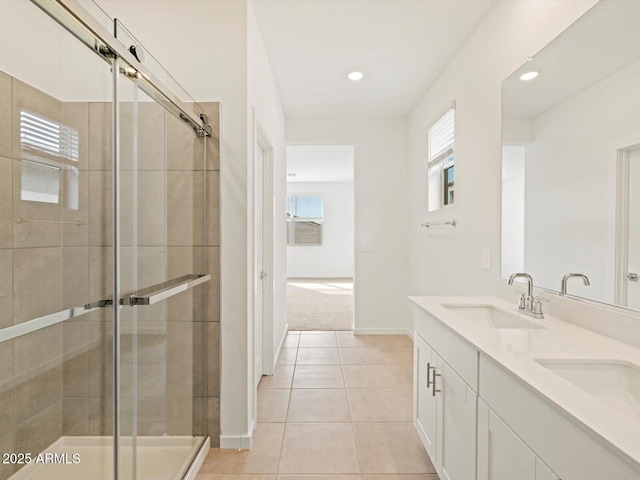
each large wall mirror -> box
[501,0,640,311]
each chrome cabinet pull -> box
[432,371,441,397]
[427,362,435,388]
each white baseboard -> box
[352,327,412,336]
[272,323,288,369]
[287,275,354,279]
[183,436,210,480]
[219,421,255,450]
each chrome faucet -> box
[560,273,590,296]
[508,273,544,319]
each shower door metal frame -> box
[31,0,211,138]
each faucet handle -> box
[531,297,546,318]
[518,293,527,310]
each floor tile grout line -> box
[344,360,365,476]
[276,341,296,477]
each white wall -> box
[245,0,288,446]
[287,182,354,278]
[501,146,525,278]
[407,0,597,300]
[287,118,409,334]
[524,59,640,304]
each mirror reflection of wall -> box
[501,146,525,279]
[501,0,640,310]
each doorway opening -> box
[286,145,355,331]
[615,143,640,308]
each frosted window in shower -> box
[21,160,61,203]
[19,109,79,207]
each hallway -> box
[196,331,438,479]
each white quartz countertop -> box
[409,295,640,468]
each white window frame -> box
[19,109,80,208]
[286,195,324,246]
[427,102,455,212]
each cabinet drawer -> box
[414,305,478,391]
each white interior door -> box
[627,148,640,309]
[254,144,265,387]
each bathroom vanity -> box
[410,296,640,480]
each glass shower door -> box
[0,2,118,480]
[115,53,208,480]
[0,3,210,478]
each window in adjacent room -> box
[286,195,324,246]
[427,105,455,211]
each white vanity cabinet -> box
[414,307,478,480]
[414,334,437,457]
[477,399,559,480]
[436,360,477,480]
[412,298,640,480]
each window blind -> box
[20,110,79,164]
[427,108,455,167]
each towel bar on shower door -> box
[125,273,211,306]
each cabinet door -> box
[414,334,438,458]
[477,400,561,480]
[436,359,477,480]
[478,399,536,480]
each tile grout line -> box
[340,349,365,477]
[276,340,297,476]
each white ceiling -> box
[0,1,112,102]
[287,145,354,183]
[503,1,640,120]
[0,1,495,119]
[252,0,495,117]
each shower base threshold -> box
[9,435,205,480]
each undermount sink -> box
[444,305,545,329]
[536,359,640,422]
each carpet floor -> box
[287,278,353,331]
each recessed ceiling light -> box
[347,71,363,81]
[520,71,539,81]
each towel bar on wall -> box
[421,220,457,228]
[16,217,86,226]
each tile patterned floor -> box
[196,331,439,480]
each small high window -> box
[427,106,455,211]
[286,196,324,246]
[20,110,79,208]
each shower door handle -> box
[127,273,211,306]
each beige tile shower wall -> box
[163,101,220,444]
[203,102,221,446]
[0,74,69,479]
